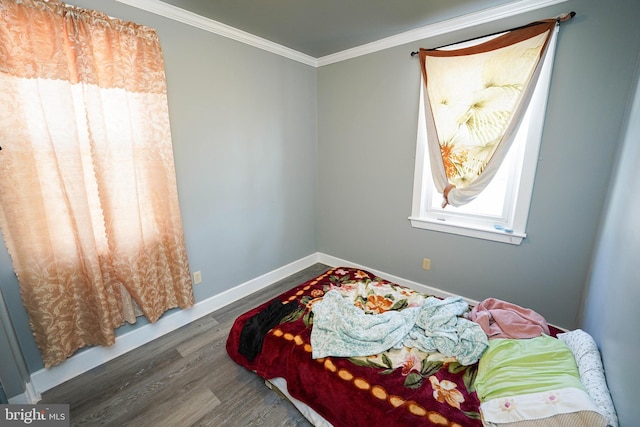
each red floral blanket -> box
[227,267,544,427]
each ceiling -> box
[158,0,521,58]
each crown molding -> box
[115,0,568,68]
[317,0,569,66]
[113,0,318,67]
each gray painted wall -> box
[317,0,640,329]
[0,0,318,373]
[580,51,640,427]
[0,5,638,423]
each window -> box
[409,26,559,245]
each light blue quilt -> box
[311,290,488,365]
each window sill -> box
[408,216,525,245]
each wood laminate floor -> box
[40,263,332,427]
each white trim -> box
[316,253,480,306]
[317,253,566,333]
[28,252,567,395]
[113,0,318,67]
[114,0,568,67]
[7,381,40,404]
[30,253,321,394]
[318,0,568,66]
[409,217,526,245]
[30,251,472,394]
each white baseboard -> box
[7,381,40,404]
[30,253,321,395]
[29,252,504,397]
[316,253,480,306]
[317,254,567,332]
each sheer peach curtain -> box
[0,0,194,367]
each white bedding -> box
[557,329,618,427]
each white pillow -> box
[557,329,618,427]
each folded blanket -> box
[475,335,608,427]
[469,297,549,339]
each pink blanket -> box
[469,298,549,339]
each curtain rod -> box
[410,11,575,57]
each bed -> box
[226,266,617,427]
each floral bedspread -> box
[226,267,483,427]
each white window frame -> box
[409,27,558,245]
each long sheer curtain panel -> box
[0,0,194,368]
[418,14,573,208]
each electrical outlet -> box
[422,258,431,270]
[193,271,202,284]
